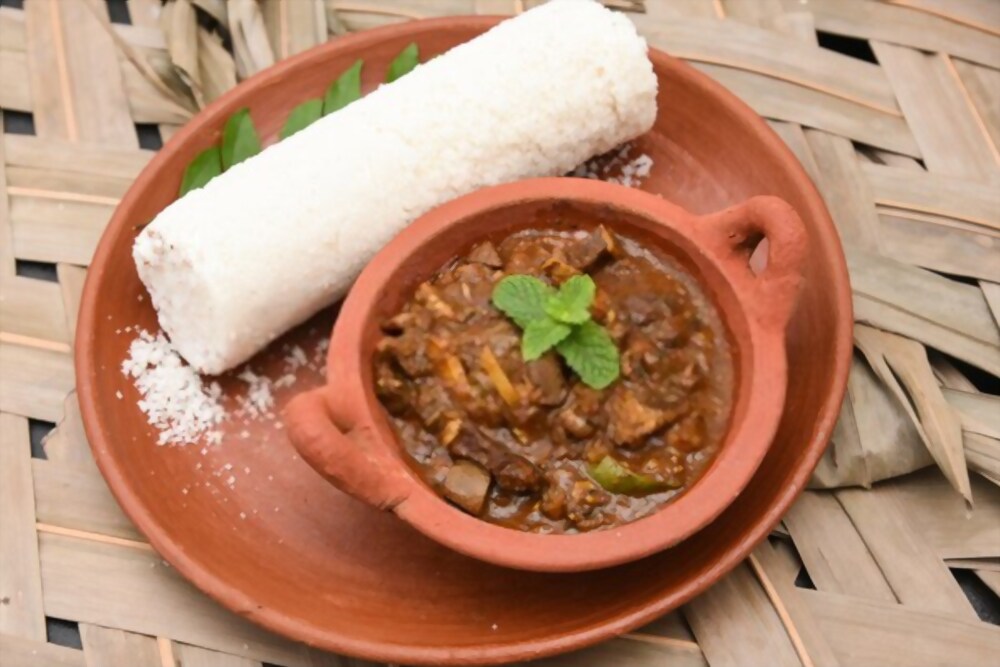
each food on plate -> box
[373,223,734,533]
[133,0,657,375]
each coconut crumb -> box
[235,369,275,419]
[571,144,653,188]
[274,373,297,389]
[122,327,329,447]
[285,345,308,371]
[121,329,226,446]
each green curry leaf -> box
[324,59,363,114]
[280,99,324,140]
[386,42,419,82]
[221,108,261,170]
[178,146,222,196]
[556,320,620,390]
[522,317,572,361]
[545,274,595,324]
[492,275,555,329]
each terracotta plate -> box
[76,17,852,667]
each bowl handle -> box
[283,388,412,511]
[693,196,807,332]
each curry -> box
[373,223,734,533]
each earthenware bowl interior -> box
[77,17,850,665]
[354,197,753,511]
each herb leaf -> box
[545,275,596,324]
[588,456,680,495]
[221,108,261,170]
[522,317,572,361]
[492,275,555,328]
[557,320,620,390]
[179,146,222,196]
[386,42,419,82]
[280,99,323,139]
[324,59,363,114]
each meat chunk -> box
[565,226,616,270]
[413,382,452,427]
[446,425,491,469]
[666,414,706,452]
[373,361,411,415]
[558,408,595,439]
[443,460,491,515]
[494,455,544,493]
[467,241,503,267]
[377,332,431,377]
[526,355,567,406]
[606,390,671,447]
[446,427,541,493]
[556,386,604,439]
[540,466,610,526]
[541,257,580,284]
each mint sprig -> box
[492,274,620,389]
[557,320,620,390]
[545,275,595,325]
[523,318,571,361]
[492,275,554,328]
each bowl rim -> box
[307,177,794,572]
[75,16,853,666]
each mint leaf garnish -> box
[280,99,323,139]
[492,275,555,328]
[493,272,619,390]
[557,320,620,390]
[221,108,261,170]
[522,318,572,361]
[179,146,222,196]
[545,274,595,324]
[324,59,363,114]
[387,42,419,82]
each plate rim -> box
[75,15,853,666]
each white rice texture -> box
[134,0,658,374]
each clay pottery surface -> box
[285,179,808,572]
[76,16,852,666]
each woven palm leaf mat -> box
[1,0,999,665]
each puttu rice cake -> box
[133,0,658,374]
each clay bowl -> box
[284,179,807,571]
[76,16,852,666]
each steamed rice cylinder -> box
[134,0,658,375]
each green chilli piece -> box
[588,456,680,495]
